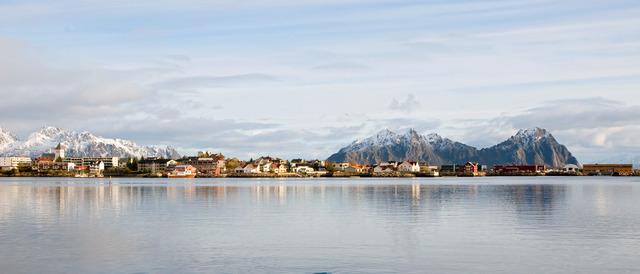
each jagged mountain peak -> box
[34,126,71,137]
[503,127,555,149]
[0,127,20,142]
[405,128,419,135]
[0,127,21,154]
[513,127,551,139]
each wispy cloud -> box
[152,73,278,90]
[388,94,421,113]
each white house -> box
[563,164,580,173]
[294,166,314,173]
[244,164,260,173]
[89,161,104,175]
[397,161,420,172]
[272,164,287,173]
[332,162,350,171]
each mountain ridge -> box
[327,127,579,167]
[0,126,181,159]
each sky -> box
[1,0,640,163]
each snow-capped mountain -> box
[329,128,476,166]
[0,126,181,159]
[328,127,579,167]
[478,127,578,167]
[341,128,464,153]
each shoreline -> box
[2,171,638,178]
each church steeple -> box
[54,143,65,159]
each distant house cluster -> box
[0,144,113,177]
[233,157,327,176]
[139,152,226,176]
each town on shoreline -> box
[1,144,639,178]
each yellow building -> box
[582,164,633,175]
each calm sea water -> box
[1,176,640,273]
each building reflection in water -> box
[2,179,639,226]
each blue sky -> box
[1,0,640,163]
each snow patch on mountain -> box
[0,127,20,154]
[511,127,551,148]
[345,129,402,152]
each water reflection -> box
[2,177,640,273]
[0,180,611,223]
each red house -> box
[462,162,479,173]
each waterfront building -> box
[332,162,350,171]
[32,158,73,172]
[563,164,580,173]
[88,161,105,175]
[582,164,633,175]
[58,157,119,169]
[397,161,420,172]
[243,164,260,173]
[462,162,479,174]
[139,158,178,173]
[177,157,225,174]
[0,157,32,170]
[40,144,119,169]
[293,166,314,173]
[343,165,362,173]
[440,164,463,173]
[493,165,546,173]
[271,163,287,173]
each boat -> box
[167,165,197,178]
[167,173,196,178]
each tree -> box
[55,157,63,162]
[326,162,335,172]
[226,158,240,171]
[126,157,138,171]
